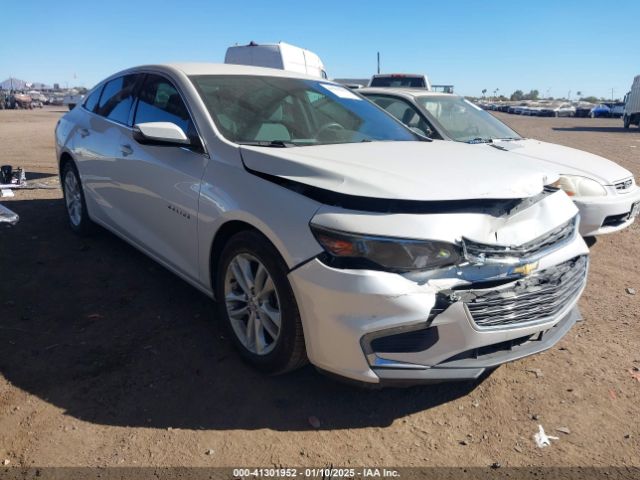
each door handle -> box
[78,128,90,138]
[120,144,133,157]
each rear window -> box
[370,76,426,88]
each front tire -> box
[624,115,630,129]
[61,161,94,235]
[216,230,307,374]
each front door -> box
[109,73,208,281]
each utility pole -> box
[377,52,380,74]
[611,88,614,102]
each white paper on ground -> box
[1,189,15,198]
[534,424,559,448]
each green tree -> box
[510,90,524,101]
[525,89,539,100]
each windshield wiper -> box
[237,140,297,148]
[467,137,493,144]
[493,137,523,141]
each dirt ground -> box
[0,107,638,470]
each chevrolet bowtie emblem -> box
[513,261,539,276]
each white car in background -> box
[362,88,640,236]
[56,64,588,386]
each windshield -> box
[190,75,417,146]
[370,76,426,88]
[416,96,521,143]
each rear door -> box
[109,73,208,281]
[72,74,142,227]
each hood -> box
[240,141,557,202]
[491,139,632,185]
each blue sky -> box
[1,0,639,99]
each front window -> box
[96,74,139,124]
[416,96,521,143]
[191,75,417,146]
[135,74,194,136]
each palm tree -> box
[482,89,487,98]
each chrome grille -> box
[462,216,577,263]
[615,178,633,192]
[455,256,588,328]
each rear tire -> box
[215,230,307,374]
[61,161,94,236]
[624,115,630,129]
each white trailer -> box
[225,42,328,79]
[623,75,640,129]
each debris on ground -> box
[626,287,637,295]
[609,389,617,400]
[628,368,640,383]
[205,449,214,455]
[87,313,104,320]
[556,427,571,435]
[531,414,541,420]
[0,203,19,225]
[308,416,321,429]
[534,425,559,448]
[526,368,544,378]
[2,459,10,466]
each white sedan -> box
[56,64,588,386]
[362,88,640,236]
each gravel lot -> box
[0,108,638,471]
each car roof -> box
[107,62,326,82]
[359,87,455,99]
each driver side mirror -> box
[133,122,192,147]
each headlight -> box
[310,225,461,272]
[553,175,607,197]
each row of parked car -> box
[479,101,625,118]
[51,42,640,387]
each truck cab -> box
[368,73,431,90]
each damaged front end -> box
[288,188,589,385]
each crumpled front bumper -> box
[288,233,588,385]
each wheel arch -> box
[209,220,268,300]
[58,150,75,182]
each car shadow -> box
[551,126,633,133]
[0,198,482,431]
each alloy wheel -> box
[224,253,281,355]
[64,170,82,227]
